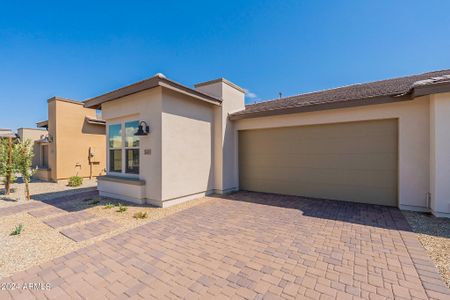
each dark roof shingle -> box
[230,69,450,119]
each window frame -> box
[107,120,140,177]
[124,121,140,175]
[108,123,123,174]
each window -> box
[108,121,140,175]
[125,121,139,174]
[108,124,122,173]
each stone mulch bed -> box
[403,211,450,288]
[0,180,211,278]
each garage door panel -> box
[240,177,397,206]
[242,135,397,156]
[240,166,396,189]
[241,152,397,171]
[239,119,398,206]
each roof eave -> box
[85,117,106,125]
[159,81,222,106]
[229,95,409,120]
[83,76,222,109]
[36,120,49,128]
[411,81,450,98]
[230,81,450,121]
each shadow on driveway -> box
[219,191,450,239]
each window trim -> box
[107,120,140,178]
[124,121,140,175]
[108,123,122,174]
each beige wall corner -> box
[195,78,245,194]
[161,88,215,202]
[46,98,106,181]
[430,92,450,217]
[48,100,57,181]
[17,128,48,168]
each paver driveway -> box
[2,192,449,299]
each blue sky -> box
[1,0,450,129]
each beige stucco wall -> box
[100,88,163,202]
[98,81,244,207]
[196,81,245,193]
[161,88,215,202]
[17,128,47,167]
[48,100,57,180]
[49,99,106,181]
[430,92,450,216]
[98,180,146,202]
[234,97,431,211]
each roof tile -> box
[231,69,450,119]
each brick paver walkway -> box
[59,219,118,242]
[0,202,46,217]
[28,206,66,218]
[2,192,449,299]
[43,211,95,229]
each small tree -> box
[16,140,34,200]
[0,137,18,195]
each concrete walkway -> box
[2,192,449,299]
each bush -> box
[10,224,24,236]
[116,204,128,213]
[68,176,83,187]
[103,203,114,209]
[133,211,148,219]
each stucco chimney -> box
[194,78,245,194]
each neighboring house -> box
[82,70,450,218]
[35,97,106,182]
[16,128,48,168]
[0,128,17,139]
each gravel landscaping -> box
[403,211,450,288]
[0,178,97,207]
[0,180,211,278]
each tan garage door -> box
[239,119,398,206]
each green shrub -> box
[103,203,114,209]
[10,224,24,236]
[116,204,128,213]
[68,176,83,187]
[133,211,148,219]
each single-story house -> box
[34,97,106,182]
[83,69,450,217]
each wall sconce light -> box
[46,134,54,143]
[134,121,150,136]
